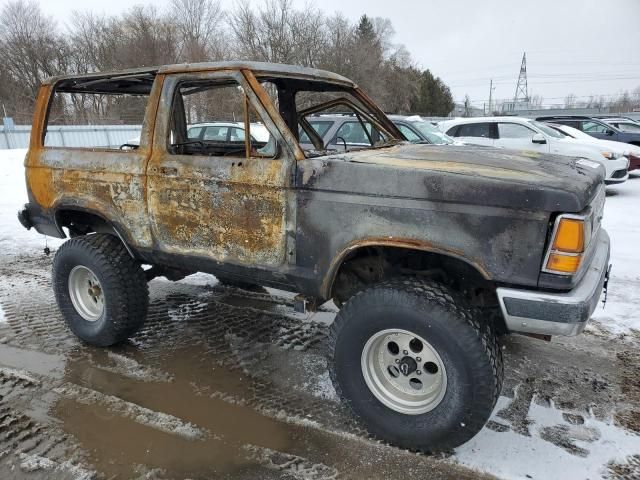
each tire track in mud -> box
[0,368,94,479]
[1,254,638,478]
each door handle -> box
[160,167,178,176]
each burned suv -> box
[18,62,610,452]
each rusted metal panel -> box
[293,142,603,299]
[42,62,354,89]
[23,76,163,250]
[145,71,294,267]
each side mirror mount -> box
[606,129,615,136]
[532,133,547,144]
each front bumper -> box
[603,156,629,183]
[627,153,640,171]
[496,229,610,336]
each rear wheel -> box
[53,234,148,346]
[329,278,502,452]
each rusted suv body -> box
[18,62,611,452]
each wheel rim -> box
[361,328,447,415]
[68,265,104,322]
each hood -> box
[297,143,604,213]
[559,136,626,154]
[563,136,638,156]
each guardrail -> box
[0,125,142,150]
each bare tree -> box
[0,1,68,96]
[564,93,577,109]
[228,0,326,66]
[0,0,69,121]
[170,0,227,62]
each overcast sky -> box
[34,0,640,107]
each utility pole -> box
[488,79,495,115]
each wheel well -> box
[330,246,504,330]
[55,209,135,258]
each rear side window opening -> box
[43,72,156,150]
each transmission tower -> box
[513,52,529,105]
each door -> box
[581,120,619,141]
[495,122,550,153]
[147,71,294,268]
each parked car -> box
[440,116,629,184]
[596,116,640,134]
[186,121,271,145]
[297,114,385,150]
[536,115,640,148]
[18,61,611,453]
[545,122,640,171]
[388,115,457,144]
[125,121,270,148]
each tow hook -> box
[602,264,612,308]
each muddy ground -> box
[0,252,638,479]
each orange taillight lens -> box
[551,218,585,253]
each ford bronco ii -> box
[18,61,611,452]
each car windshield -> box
[617,122,640,133]
[557,125,592,140]
[529,120,564,138]
[405,118,454,144]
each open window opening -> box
[43,72,156,150]
[167,79,277,159]
[254,76,400,158]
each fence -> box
[0,125,142,150]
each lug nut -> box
[416,357,421,362]
[395,359,400,363]
[416,370,421,375]
[403,350,408,355]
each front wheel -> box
[329,279,502,452]
[53,234,148,346]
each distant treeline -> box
[0,0,456,123]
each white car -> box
[186,122,271,143]
[439,117,629,184]
[124,122,271,147]
[545,123,640,172]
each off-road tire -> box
[53,234,148,346]
[329,278,503,452]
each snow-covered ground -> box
[0,149,62,255]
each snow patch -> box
[454,395,640,480]
[0,302,6,324]
[19,453,95,479]
[0,149,63,254]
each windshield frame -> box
[251,71,405,158]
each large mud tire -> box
[53,234,148,346]
[329,278,502,452]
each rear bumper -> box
[17,203,64,237]
[17,205,34,230]
[496,229,610,337]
